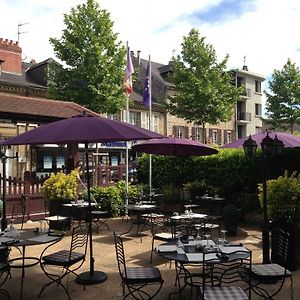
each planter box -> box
[271,222,300,271]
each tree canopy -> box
[166,29,242,139]
[265,59,300,133]
[48,0,126,114]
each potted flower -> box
[259,171,300,270]
[222,204,240,236]
[42,169,78,216]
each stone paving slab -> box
[3,218,299,300]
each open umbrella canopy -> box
[221,131,300,149]
[0,112,164,285]
[0,112,164,146]
[132,137,218,157]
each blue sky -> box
[1,0,300,107]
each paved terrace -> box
[4,218,300,300]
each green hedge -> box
[90,181,144,217]
[137,148,300,212]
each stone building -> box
[0,38,264,180]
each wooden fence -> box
[0,165,135,221]
[0,171,48,220]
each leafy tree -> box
[48,0,126,114]
[265,59,300,133]
[166,29,242,142]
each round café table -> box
[0,229,63,300]
[155,240,250,298]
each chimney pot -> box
[137,50,141,66]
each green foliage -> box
[48,0,126,114]
[115,180,144,204]
[80,189,96,203]
[91,181,143,216]
[259,171,300,223]
[91,185,122,217]
[265,59,300,133]
[166,29,243,142]
[42,170,78,203]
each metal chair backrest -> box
[114,232,127,279]
[271,228,290,268]
[202,248,252,299]
[68,225,89,261]
[0,245,9,264]
[11,194,27,229]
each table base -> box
[76,270,107,285]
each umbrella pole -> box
[1,157,7,231]
[76,143,107,285]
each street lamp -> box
[243,132,284,264]
[0,146,18,231]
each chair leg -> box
[0,289,11,300]
[39,263,74,300]
[150,237,155,263]
[125,281,164,300]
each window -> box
[43,155,53,169]
[152,115,160,133]
[256,126,262,133]
[237,125,244,139]
[107,113,120,121]
[192,127,202,141]
[255,80,261,93]
[173,126,188,138]
[224,130,232,144]
[56,156,65,169]
[129,111,141,126]
[212,130,218,144]
[141,112,149,129]
[255,103,262,116]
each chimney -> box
[242,55,248,71]
[242,65,248,71]
[0,59,4,76]
[0,38,22,75]
[137,50,141,66]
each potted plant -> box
[259,171,300,270]
[222,204,240,236]
[42,169,78,216]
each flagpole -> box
[124,42,134,209]
[125,43,129,208]
[148,55,152,195]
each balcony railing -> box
[237,112,251,121]
[241,87,251,97]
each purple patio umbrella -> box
[132,137,218,156]
[0,112,164,285]
[222,130,300,149]
[132,137,218,203]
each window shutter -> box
[191,127,195,140]
[224,130,228,144]
[184,127,189,139]
[173,126,177,137]
[217,129,222,144]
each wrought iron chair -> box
[11,194,27,229]
[241,228,293,299]
[38,225,89,300]
[91,209,110,233]
[0,245,11,300]
[172,247,252,300]
[114,231,164,299]
[150,215,179,263]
